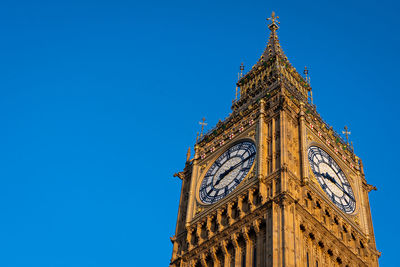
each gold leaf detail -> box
[248,129,256,137]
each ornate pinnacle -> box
[267,11,280,30]
[186,147,191,162]
[264,11,283,60]
[199,117,207,138]
[342,126,351,146]
[237,11,285,79]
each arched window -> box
[241,243,246,267]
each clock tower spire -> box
[170,12,380,267]
[233,12,311,112]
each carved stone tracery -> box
[170,12,379,267]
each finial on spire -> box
[304,66,309,82]
[199,118,207,138]
[267,11,280,30]
[240,62,244,77]
[342,126,351,146]
[235,63,245,101]
[304,66,313,104]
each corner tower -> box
[170,12,380,267]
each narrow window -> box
[253,244,257,267]
[230,249,235,267]
[263,235,266,267]
[306,252,309,267]
[242,248,246,267]
[316,260,318,267]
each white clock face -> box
[199,141,256,204]
[308,146,356,214]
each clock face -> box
[308,146,356,214]
[199,141,256,204]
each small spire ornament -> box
[267,11,280,29]
[342,126,351,146]
[304,66,313,104]
[199,117,207,138]
[235,63,245,101]
[304,66,309,82]
[186,147,191,162]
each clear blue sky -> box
[0,0,398,266]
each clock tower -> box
[170,12,380,267]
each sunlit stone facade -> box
[170,12,380,267]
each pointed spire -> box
[186,147,191,162]
[239,11,289,82]
[257,11,288,66]
[234,11,311,108]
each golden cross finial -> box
[240,62,244,78]
[342,126,351,145]
[199,117,207,138]
[304,66,309,81]
[267,11,280,27]
[235,63,245,101]
[304,66,313,104]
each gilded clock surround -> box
[196,138,257,206]
[306,139,361,218]
[307,145,357,214]
[170,12,379,267]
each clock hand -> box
[322,172,342,188]
[332,181,355,202]
[343,190,355,202]
[214,153,255,186]
[322,172,355,202]
[221,153,255,177]
[333,182,355,202]
[321,172,335,183]
[214,163,241,186]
